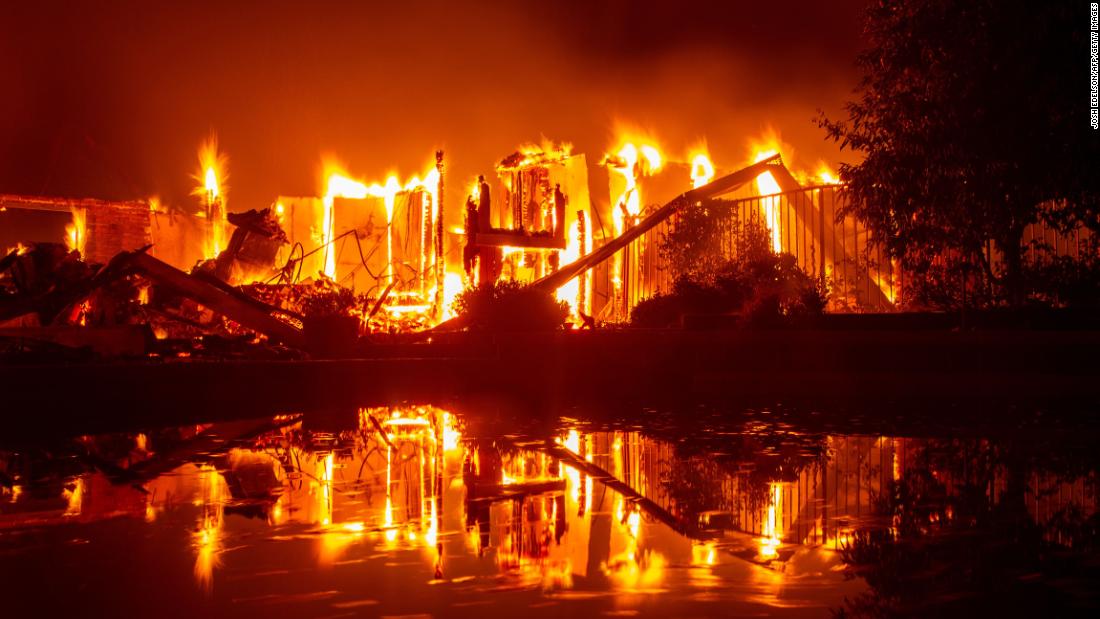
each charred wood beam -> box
[0,244,137,324]
[122,251,307,349]
[767,163,803,193]
[191,266,305,321]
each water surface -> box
[2,403,1098,617]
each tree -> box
[820,0,1100,305]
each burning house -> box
[2,123,1093,359]
[0,139,948,353]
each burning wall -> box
[149,205,208,271]
[274,196,326,281]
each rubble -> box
[0,202,436,360]
[214,207,288,283]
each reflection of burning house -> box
[6,408,1098,598]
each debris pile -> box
[1,211,322,359]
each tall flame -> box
[608,137,663,230]
[65,208,87,256]
[555,220,584,318]
[605,133,663,319]
[751,141,784,253]
[192,136,228,259]
[204,167,219,199]
[435,272,465,320]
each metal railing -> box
[593,185,895,319]
[590,186,1096,321]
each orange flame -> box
[321,166,368,279]
[321,162,442,285]
[816,163,840,185]
[606,133,663,230]
[690,152,715,189]
[192,135,228,259]
[65,208,87,256]
[750,131,786,253]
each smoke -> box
[0,0,866,216]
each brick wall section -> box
[0,195,152,264]
[84,200,152,264]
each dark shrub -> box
[454,280,569,331]
[630,252,826,328]
[629,293,683,328]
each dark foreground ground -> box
[1,328,1097,440]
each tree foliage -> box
[820,0,1100,305]
[658,199,738,284]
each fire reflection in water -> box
[3,409,1097,607]
[165,423,1100,594]
[759,482,783,560]
[193,464,226,592]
